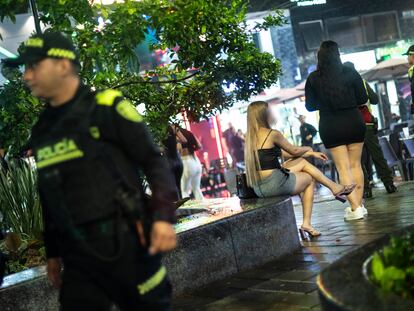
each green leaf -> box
[371,253,385,281]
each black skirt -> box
[319,108,366,149]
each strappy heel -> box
[299,227,321,240]
[334,184,357,203]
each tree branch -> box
[111,71,200,89]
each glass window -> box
[363,12,400,44]
[299,20,324,51]
[326,16,364,48]
[252,32,262,51]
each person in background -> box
[305,41,368,221]
[231,129,245,165]
[403,45,414,116]
[163,125,186,200]
[223,123,236,165]
[299,115,317,148]
[397,90,412,122]
[245,101,356,238]
[343,62,397,199]
[179,127,204,200]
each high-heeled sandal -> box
[334,184,357,203]
[299,226,321,240]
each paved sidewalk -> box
[172,182,414,311]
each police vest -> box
[32,88,141,227]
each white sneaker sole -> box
[345,206,368,217]
[344,207,364,221]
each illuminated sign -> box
[291,0,327,6]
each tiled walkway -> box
[172,182,414,311]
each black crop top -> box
[257,130,283,171]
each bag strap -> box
[260,129,273,149]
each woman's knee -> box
[349,161,362,170]
[298,172,313,185]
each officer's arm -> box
[365,83,379,105]
[411,79,414,105]
[309,124,317,137]
[112,99,176,223]
[352,71,369,106]
[39,190,60,258]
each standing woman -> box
[178,127,204,200]
[163,125,186,199]
[305,41,368,221]
[245,101,356,237]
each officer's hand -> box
[149,221,177,255]
[47,257,62,289]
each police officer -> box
[298,115,317,148]
[2,32,177,310]
[403,45,414,116]
[344,62,396,199]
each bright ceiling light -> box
[0,46,16,58]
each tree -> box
[0,0,283,152]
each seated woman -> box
[245,101,356,238]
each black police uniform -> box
[360,81,395,196]
[299,123,317,147]
[403,46,414,115]
[30,84,177,310]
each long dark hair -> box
[317,41,343,76]
[180,128,200,155]
[315,41,348,109]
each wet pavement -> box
[172,181,414,311]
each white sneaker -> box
[344,206,364,221]
[345,206,368,216]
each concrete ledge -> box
[165,196,300,294]
[0,196,300,309]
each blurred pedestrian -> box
[163,125,186,199]
[231,129,245,164]
[299,115,317,148]
[179,127,204,200]
[223,123,236,165]
[397,90,412,122]
[305,41,368,221]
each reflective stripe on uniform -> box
[37,150,84,169]
[36,138,84,169]
[137,266,167,295]
[95,89,123,106]
[89,126,100,139]
[409,65,414,79]
[115,100,143,123]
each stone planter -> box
[318,224,414,311]
[0,196,300,310]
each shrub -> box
[0,160,43,240]
[370,230,414,300]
